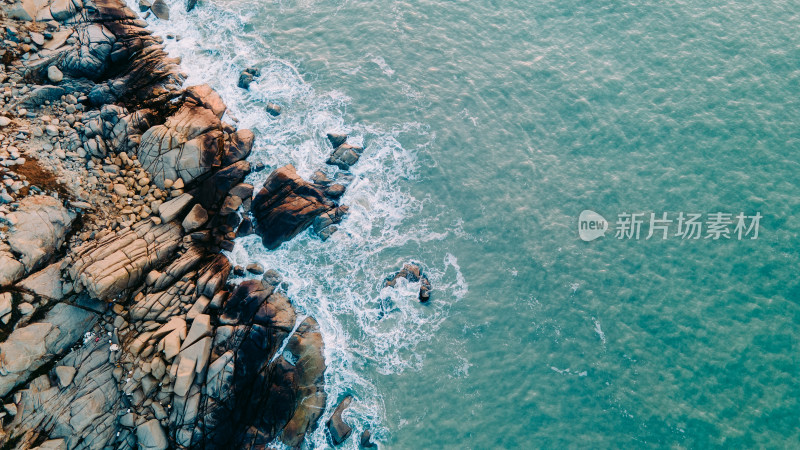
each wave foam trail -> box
[127,0,469,446]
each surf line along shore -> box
[0,0,395,446]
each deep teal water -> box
[134,0,800,447]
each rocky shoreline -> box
[0,0,376,447]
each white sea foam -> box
[126,0,467,447]
[593,317,606,345]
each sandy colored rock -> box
[17,262,64,299]
[7,195,76,273]
[54,365,76,387]
[159,193,193,223]
[182,203,208,232]
[47,66,63,83]
[137,419,169,450]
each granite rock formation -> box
[0,0,342,447]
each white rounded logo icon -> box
[578,210,608,241]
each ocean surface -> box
[130,0,800,447]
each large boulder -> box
[327,395,354,445]
[6,195,75,274]
[252,165,343,249]
[67,220,183,300]
[204,281,326,448]
[0,250,25,287]
[327,143,363,170]
[137,419,169,449]
[137,85,225,188]
[137,85,253,189]
[0,304,97,397]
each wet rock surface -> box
[385,263,433,302]
[252,164,347,249]
[327,395,354,445]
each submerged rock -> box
[361,429,378,448]
[324,132,364,170]
[385,263,433,302]
[238,67,261,89]
[266,102,282,116]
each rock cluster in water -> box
[385,263,432,302]
[0,0,373,447]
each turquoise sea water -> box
[132,0,800,447]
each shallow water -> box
[132,0,800,447]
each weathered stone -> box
[252,165,340,249]
[172,355,195,397]
[0,293,11,318]
[0,252,25,287]
[228,183,254,200]
[30,32,45,46]
[137,86,232,188]
[262,269,282,286]
[18,262,63,300]
[36,439,67,450]
[327,395,354,445]
[54,365,76,387]
[326,143,364,170]
[220,195,242,215]
[7,196,75,273]
[237,67,260,89]
[182,203,208,232]
[326,132,348,149]
[47,66,63,83]
[150,0,168,19]
[136,419,168,450]
[245,263,264,275]
[159,193,193,223]
[69,220,183,300]
[8,0,38,20]
[113,183,129,196]
[0,304,96,396]
[50,0,79,20]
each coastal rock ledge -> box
[0,0,343,448]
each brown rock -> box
[252,165,340,250]
[327,395,354,445]
[182,204,208,232]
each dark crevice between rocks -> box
[0,289,25,342]
[0,433,23,450]
[53,212,85,262]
